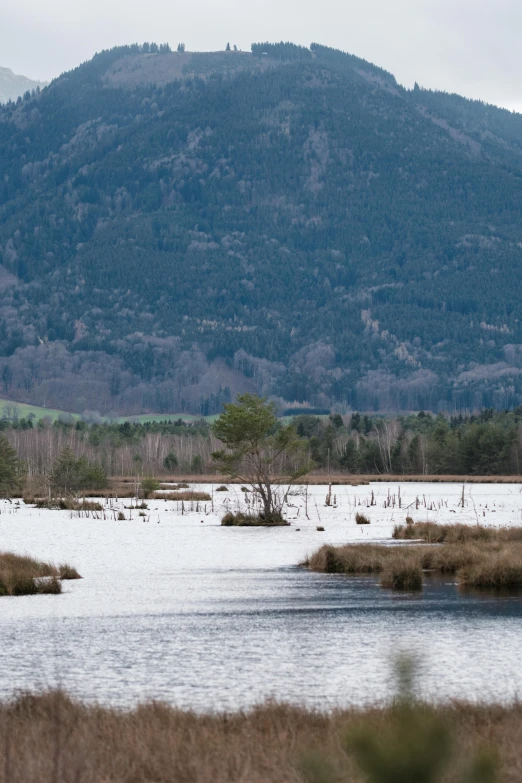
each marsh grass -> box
[221,512,290,527]
[34,498,103,511]
[381,559,424,591]
[58,565,81,580]
[153,491,212,501]
[0,553,81,596]
[355,512,371,525]
[393,521,522,544]
[0,691,518,783]
[306,521,522,591]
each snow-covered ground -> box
[0,481,521,710]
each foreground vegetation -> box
[0,689,515,782]
[306,522,522,591]
[0,552,81,596]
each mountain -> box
[0,66,47,104]
[1,41,522,416]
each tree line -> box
[0,406,521,499]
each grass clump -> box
[0,552,81,596]
[305,524,522,592]
[58,564,82,580]
[221,512,289,527]
[393,520,522,544]
[381,558,423,591]
[458,553,522,590]
[356,512,371,525]
[307,545,392,575]
[216,485,229,491]
[155,491,211,501]
[35,498,103,511]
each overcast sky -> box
[2,0,522,111]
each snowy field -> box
[0,481,521,710]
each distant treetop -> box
[251,42,313,60]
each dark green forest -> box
[1,42,522,415]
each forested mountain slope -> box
[0,66,47,103]
[1,42,522,415]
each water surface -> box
[1,482,521,710]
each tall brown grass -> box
[152,491,212,501]
[221,512,290,527]
[0,691,520,782]
[0,552,80,596]
[33,498,103,511]
[306,527,522,590]
[393,521,522,544]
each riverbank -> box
[0,691,520,782]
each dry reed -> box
[221,512,290,527]
[0,691,521,782]
[393,521,522,544]
[152,491,212,501]
[306,523,522,590]
[0,553,81,596]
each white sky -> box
[2,0,522,112]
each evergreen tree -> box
[0,436,25,497]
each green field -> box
[0,399,77,422]
[0,398,216,424]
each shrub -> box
[50,448,108,494]
[190,455,203,474]
[216,485,229,491]
[163,451,178,470]
[356,512,371,525]
[117,512,125,520]
[141,477,160,498]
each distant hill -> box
[1,42,522,416]
[0,66,47,103]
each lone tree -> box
[212,394,311,523]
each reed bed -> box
[221,512,290,527]
[32,498,104,511]
[393,521,522,544]
[306,522,522,591]
[152,490,212,501]
[0,691,520,783]
[0,553,81,596]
